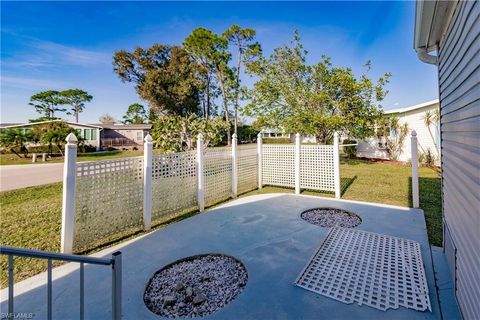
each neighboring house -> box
[0,121,153,151]
[259,128,317,143]
[357,100,440,164]
[97,123,152,148]
[0,120,102,150]
[415,1,479,319]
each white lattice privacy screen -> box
[204,147,232,207]
[262,144,296,187]
[237,145,258,194]
[300,145,335,192]
[151,151,198,220]
[74,157,144,250]
[262,144,335,192]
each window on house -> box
[84,128,91,140]
[137,131,143,140]
[91,129,97,140]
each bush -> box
[79,144,97,153]
[263,138,292,144]
[342,139,357,158]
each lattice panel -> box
[74,157,144,250]
[295,227,431,312]
[151,151,198,220]
[300,145,335,192]
[204,147,232,206]
[262,144,295,187]
[237,145,258,194]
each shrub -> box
[79,144,97,153]
[263,138,292,144]
[342,139,357,158]
[424,148,436,166]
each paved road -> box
[0,163,64,191]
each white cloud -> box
[3,37,110,71]
[1,75,68,90]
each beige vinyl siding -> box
[438,1,480,319]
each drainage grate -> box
[295,227,431,312]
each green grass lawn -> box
[0,158,442,287]
[0,150,144,165]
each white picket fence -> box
[60,132,341,253]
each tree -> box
[185,27,235,145]
[123,103,147,124]
[244,32,391,143]
[422,109,440,155]
[223,24,261,135]
[183,28,223,119]
[151,115,227,152]
[0,128,32,158]
[40,121,84,156]
[61,89,93,123]
[378,116,409,161]
[113,45,200,116]
[99,114,116,124]
[29,90,66,120]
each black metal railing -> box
[0,246,122,320]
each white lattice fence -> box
[237,145,258,194]
[300,145,335,192]
[262,144,295,187]
[151,151,198,220]
[74,157,144,250]
[204,147,232,207]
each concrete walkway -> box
[0,163,63,191]
[0,194,459,319]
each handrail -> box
[0,246,112,265]
[0,246,121,320]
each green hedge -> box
[262,138,292,144]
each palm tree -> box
[0,128,32,158]
[422,109,440,155]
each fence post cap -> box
[144,134,153,143]
[411,130,417,137]
[232,133,237,139]
[197,133,204,140]
[257,132,262,138]
[65,133,78,144]
[295,132,300,137]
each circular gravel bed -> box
[301,207,362,228]
[144,254,248,318]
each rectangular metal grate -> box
[295,227,431,312]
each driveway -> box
[0,163,63,191]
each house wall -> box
[69,124,101,149]
[437,1,480,319]
[356,103,440,164]
[102,129,144,144]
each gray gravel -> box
[301,207,362,228]
[144,254,248,318]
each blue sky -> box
[1,1,438,124]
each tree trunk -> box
[10,148,22,159]
[206,76,211,120]
[234,50,242,135]
[219,79,231,146]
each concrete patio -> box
[1,194,460,319]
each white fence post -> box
[197,133,205,212]
[257,133,263,189]
[333,132,341,199]
[295,133,301,195]
[61,133,78,253]
[232,133,238,198]
[143,134,153,230]
[411,130,420,208]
